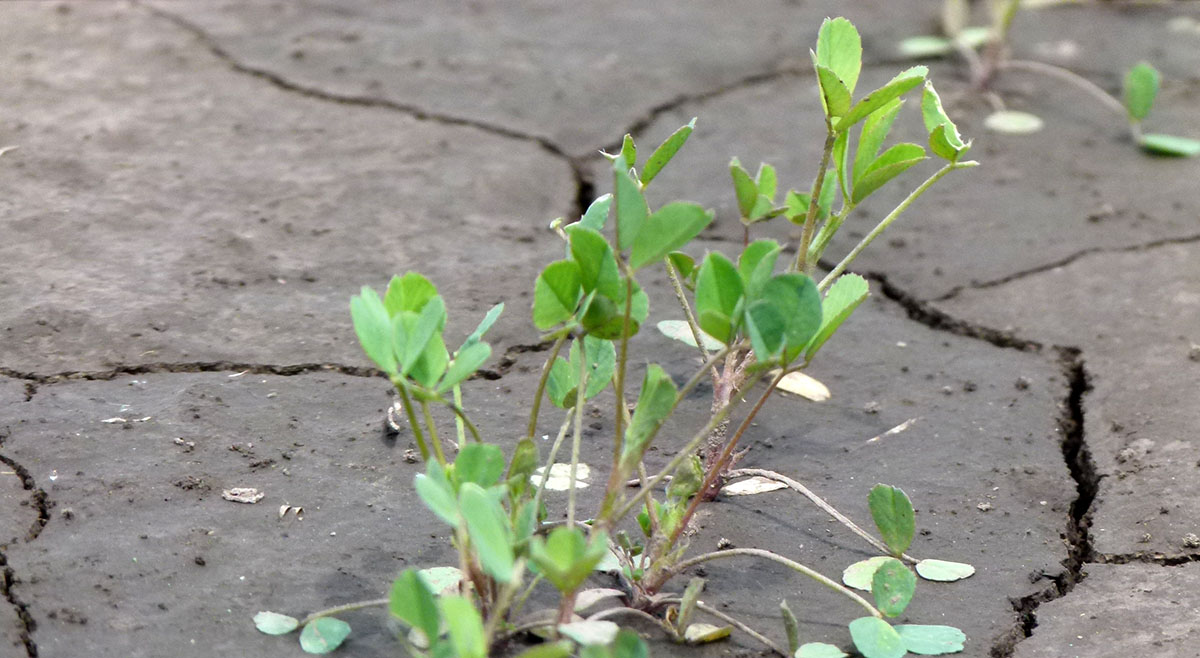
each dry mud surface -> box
[2,2,1199,657]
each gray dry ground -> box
[0,1,1198,657]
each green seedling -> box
[257,17,976,658]
[898,0,1200,156]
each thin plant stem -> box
[483,563,524,644]
[662,548,882,619]
[587,606,674,633]
[693,601,786,656]
[300,598,388,626]
[612,274,635,471]
[452,383,467,445]
[637,462,660,535]
[525,333,569,442]
[610,400,738,524]
[395,383,433,463]
[727,468,918,564]
[667,369,787,548]
[567,344,589,528]
[665,259,712,363]
[794,128,837,275]
[420,400,446,464]
[999,59,1127,118]
[444,400,482,443]
[509,573,545,621]
[819,161,977,292]
[532,411,574,512]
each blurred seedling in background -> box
[255,17,977,658]
[898,0,1200,156]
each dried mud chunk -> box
[222,487,265,504]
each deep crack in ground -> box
[0,428,49,658]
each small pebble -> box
[976,502,993,512]
[1015,376,1032,390]
[863,401,881,415]
[1182,533,1200,548]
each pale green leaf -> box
[440,595,486,658]
[1139,133,1200,157]
[580,194,613,232]
[620,364,678,472]
[853,98,904,184]
[384,272,438,317]
[558,620,620,646]
[848,617,905,658]
[796,643,850,658]
[895,625,967,655]
[389,569,440,639]
[414,463,459,526]
[852,143,926,204]
[299,617,351,654]
[254,611,299,635]
[614,163,649,250]
[835,66,927,132]
[438,341,491,393]
[915,559,975,582]
[983,110,1044,135]
[897,36,954,58]
[816,65,852,118]
[805,273,868,360]
[815,17,862,94]
[350,287,397,375]
[656,320,724,351]
[730,157,758,218]
[454,443,506,487]
[842,556,892,591]
[459,483,515,582]
[532,260,582,330]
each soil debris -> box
[221,487,265,504]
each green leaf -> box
[612,630,650,658]
[384,272,439,317]
[514,641,575,658]
[559,620,620,646]
[835,66,927,133]
[350,287,397,375]
[738,240,782,296]
[547,356,577,409]
[815,17,862,95]
[816,65,853,118]
[415,462,459,526]
[922,82,969,161]
[506,438,540,500]
[676,577,705,631]
[299,617,352,654]
[852,143,927,204]
[897,36,954,58]
[983,110,1044,135]
[409,332,449,389]
[779,600,801,654]
[569,226,621,299]
[390,569,440,639]
[694,252,744,343]
[254,611,299,635]
[1139,133,1200,157]
[667,251,696,282]
[619,134,637,170]
[853,98,904,185]
[530,527,609,592]
[817,169,837,220]
[629,202,714,270]
[868,484,916,556]
[805,273,869,360]
[756,162,778,201]
[580,193,613,232]
[575,335,617,400]
[533,260,582,330]
[683,623,732,644]
[842,556,893,591]
[459,482,515,582]
[440,595,486,658]
[915,559,975,582]
[895,625,967,655]
[656,320,723,351]
[848,617,905,658]
[1124,62,1159,122]
[797,643,850,658]
[666,454,704,501]
[438,341,491,393]
[463,303,504,349]
[745,299,787,361]
[620,364,678,472]
[762,273,823,361]
[730,158,758,218]
[642,118,695,186]
[454,443,506,488]
[871,558,917,617]
[614,163,649,251]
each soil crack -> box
[933,232,1200,302]
[135,2,592,219]
[1093,552,1200,567]
[0,429,50,658]
[990,348,1097,658]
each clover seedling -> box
[256,17,976,658]
[898,0,1200,156]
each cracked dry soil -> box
[2,1,1199,657]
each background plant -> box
[256,17,978,658]
[896,0,1200,155]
